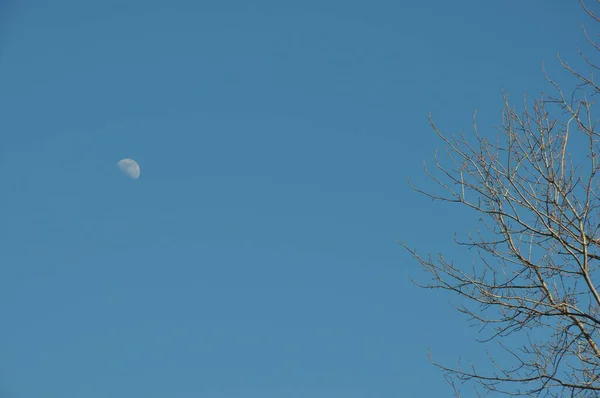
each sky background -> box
[0,1,595,397]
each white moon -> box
[117,158,140,179]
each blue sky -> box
[0,1,593,397]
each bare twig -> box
[404,2,600,396]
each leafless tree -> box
[403,2,600,396]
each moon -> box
[117,158,140,179]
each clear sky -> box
[0,1,593,397]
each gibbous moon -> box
[117,158,140,179]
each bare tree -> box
[403,2,600,396]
